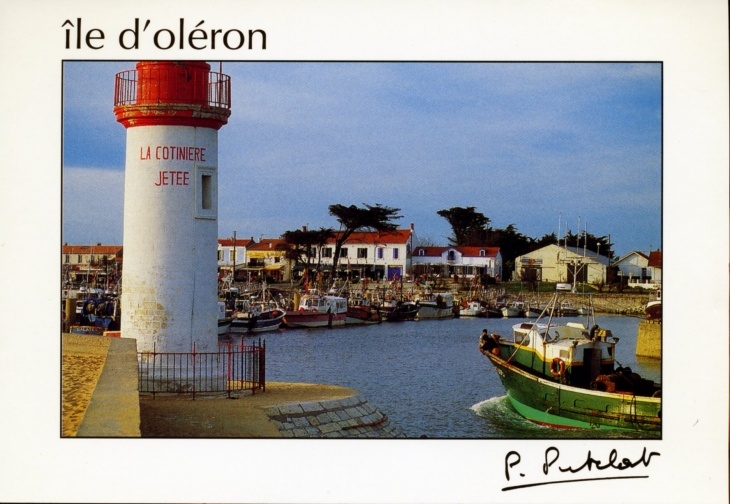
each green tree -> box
[281,227,334,272]
[328,203,402,273]
[437,206,491,246]
[557,230,614,260]
[485,223,534,281]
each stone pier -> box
[264,395,405,438]
[636,320,661,359]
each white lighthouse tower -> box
[114,61,231,354]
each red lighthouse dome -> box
[114,61,231,129]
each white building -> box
[411,246,502,279]
[613,250,649,281]
[514,244,610,285]
[312,226,419,281]
[217,237,255,275]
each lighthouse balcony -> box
[114,63,230,109]
[114,62,231,129]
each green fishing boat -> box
[480,295,661,431]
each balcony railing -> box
[115,68,231,109]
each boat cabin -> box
[509,321,617,387]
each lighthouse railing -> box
[137,339,265,399]
[114,69,231,109]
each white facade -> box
[121,125,220,352]
[411,246,502,279]
[217,239,250,271]
[614,251,650,280]
[514,244,610,285]
[313,229,418,280]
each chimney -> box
[410,223,414,231]
[302,225,307,232]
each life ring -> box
[550,357,565,377]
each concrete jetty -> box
[62,333,403,438]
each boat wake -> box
[470,396,659,439]
[470,396,554,437]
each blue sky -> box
[62,61,661,256]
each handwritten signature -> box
[503,446,660,491]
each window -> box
[357,248,367,259]
[418,249,424,256]
[77,255,82,263]
[64,255,70,264]
[393,248,399,259]
[339,248,348,258]
[448,250,455,261]
[201,175,212,209]
[322,248,332,258]
[479,249,486,257]
[217,250,223,261]
[377,248,384,259]
[196,166,217,219]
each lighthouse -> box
[113,61,231,354]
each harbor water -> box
[225,315,661,439]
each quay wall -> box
[636,320,662,359]
[543,293,650,315]
[63,334,141,437]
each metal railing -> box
[115,68,231,109]
[138,340,265,399]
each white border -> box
[0,1,727,502]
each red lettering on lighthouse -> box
[140,146,151,160]
[154,171,190,186]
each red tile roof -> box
[218,238,255,247]
[456,246,500,258]
[647,250,662,268]
[414,246,500,257]
[62,245,122,255]
[247,238,286,251]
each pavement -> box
[139,382,404,438]
[63,333,404,438]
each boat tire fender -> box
[550,357,565,377]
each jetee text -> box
[154,171,189,187]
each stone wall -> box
[264,395,405,438]
[636,320,662,359]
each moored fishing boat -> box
[230,298,286,334]
[217,301,233,335]
[555,301,578,317]
[479,295,661,431]
[379,299,420,322]
[283,291,348,328]
[523,302,542,318]
[459,300,486,317]
[415,291,454,319]
[501,300,523,318]
[645,290,662,320]
[346,296,382,325]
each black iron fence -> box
[138,340,265,399]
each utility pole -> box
[232,230,237,287]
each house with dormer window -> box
[411,245,502,280]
